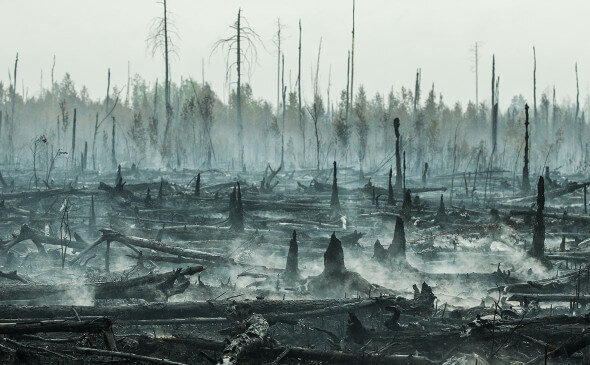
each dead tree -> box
[145,187,153,208]
[307,232,374,296]
[213,9,261,170]
[111,116,117,168]
[575,62,583,155]
[373,239,387,263]
[394,117,402,188]
[330,161,340,212]
[491,55,497,153]
[71,108,77,167]
[533,46,537,127]
[401,189,412,219]
[422,162,428,185]
[434,194,448,223]
[147,0,175,154]
[195,173,201,197]
[308,41,324,171]
[388,216,406,262]
[387,167,395,205]
[94,266,204,302]
[349,0,355,122]
[8,53,18,163]
[229,183,244,232]
[0,318,116,351]
[81,141,88,171]
[297,19,305,166]
[284,230,299,281]
[219,314,269,365]
[529,176,545,259]
[89,195,96,229]
[522,104,531,193]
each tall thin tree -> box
[533,47,537,125]
[522,104,530,193]
[213,9,261,171]
[349,0,355,119]
[298,19,305,166]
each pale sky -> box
[2,0,590,109]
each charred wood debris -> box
[0,157,588,365]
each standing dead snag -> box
[284,230,300,282]
[71,108,77,167]
[435,194,447,224]
[330,161,340,212]
[401,189,412,219]
[307,232,373,296]
[387,167,395,205]
[344,312,371,347]
[422,162,429,185]
[212,9,261,171]
[373,239,388,263]
[89,195,96,230]
[145,187,153,208]
[195,173,201,197]
[529,176,545,259]
[115,164,123,189]
[522,104,531,193]
[388,216,406,263]
[229,183,244,231]
[394,117,402,189]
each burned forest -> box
[0,1,589,364]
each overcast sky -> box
[2,0,590,109]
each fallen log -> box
[0,318,116,350]
[93,266,205,301]
[74,347,187,365]
[0,188,91,200]
[126,253,209,265]
[98,181,138,202]
[0,296,428,321]
[507,181,590,204]
[2,224,87,253]
[219,313,269,365]
[0,270,28,284]
[99,228,230,263]
[525,330,590,364]
[150,336,436,364]
[510,210,590,224]
[507,293,590,304]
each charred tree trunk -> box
[89,195,96,229]
[195,173,200,197]
[401,189,411,219]
[284,230,299,281]
[530,176,545,259]
[533,47,537,131]
[491,55,497,153]
[111,116,117,168]
[435,194,448,223]
[330,161,340,212]
[422,162,428,185]
[394,117,402,188]
[388,216,406,262]
[71,108,76,168]
[387,167,394,205]
[522,104,531,193]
